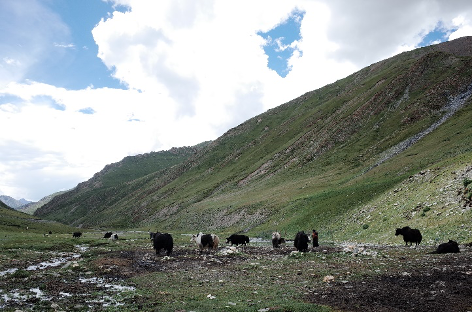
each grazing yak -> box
[103,232,113,239]
[271,232,285,248]
[153,232,173,256]
[72,232,82,238]
[395,226,422,246]
[109,233,118,240]
[226,234,250,246]
[294,231,310,252]
[191,232,220,251]
[432,240,460,254]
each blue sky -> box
[27,0,126,89]
[258,9,305,77]
[418,23,458,47]
[1,0,472,201]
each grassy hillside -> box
[34,144,209,227]
[0,200,77,234]
[35,37,472,243]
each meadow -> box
[1,230,472,311]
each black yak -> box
[103,232,113,239]
[72,232,82,238]
[191,232,220,251]
[294,231,309,252]
[433,240,460,254]
[395,226,422,246]
[153,232,173,256]
[226,234,249,246]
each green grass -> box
[0,230,334,311]
[132,260,330,312]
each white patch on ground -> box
[0,268,18,277]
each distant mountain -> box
[0,195,32,209]
[16,191,69,215]
[35,37,472,243]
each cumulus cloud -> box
[450,15,472,39]
[325,0,472,63]
[1,0,472,200]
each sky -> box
[1,0,472,202]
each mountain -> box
[35,144,210,227]
[35,37,472,243]
[0,195,32,209]
[16,190,69,215]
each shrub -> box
[10,269,30,279]
[463,178,472,188]
[362,224,369,230]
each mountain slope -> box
[35,37,472,243]
[35,144,209,227]
[0,200,76,233]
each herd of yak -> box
[71,226,462,257]
[146,226,460,257]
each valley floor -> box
[1,232,471,311]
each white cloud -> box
[54,43,76,49]
[2,0,472,200]
[450,15,472,40]
[3,57,21,66]
[323,0,472,64]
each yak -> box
[103,232,113,239]
[395,226,422,246]
[432,240,460,254]
[191,232,220,251]
[226,234,249,246]
[272,232,285,248]
[294,231,309,252]
[153,232,173,256]
[72,232,82,238]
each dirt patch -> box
[309,249,472,312]
[92,245,296,278]
[91,245,472,312]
